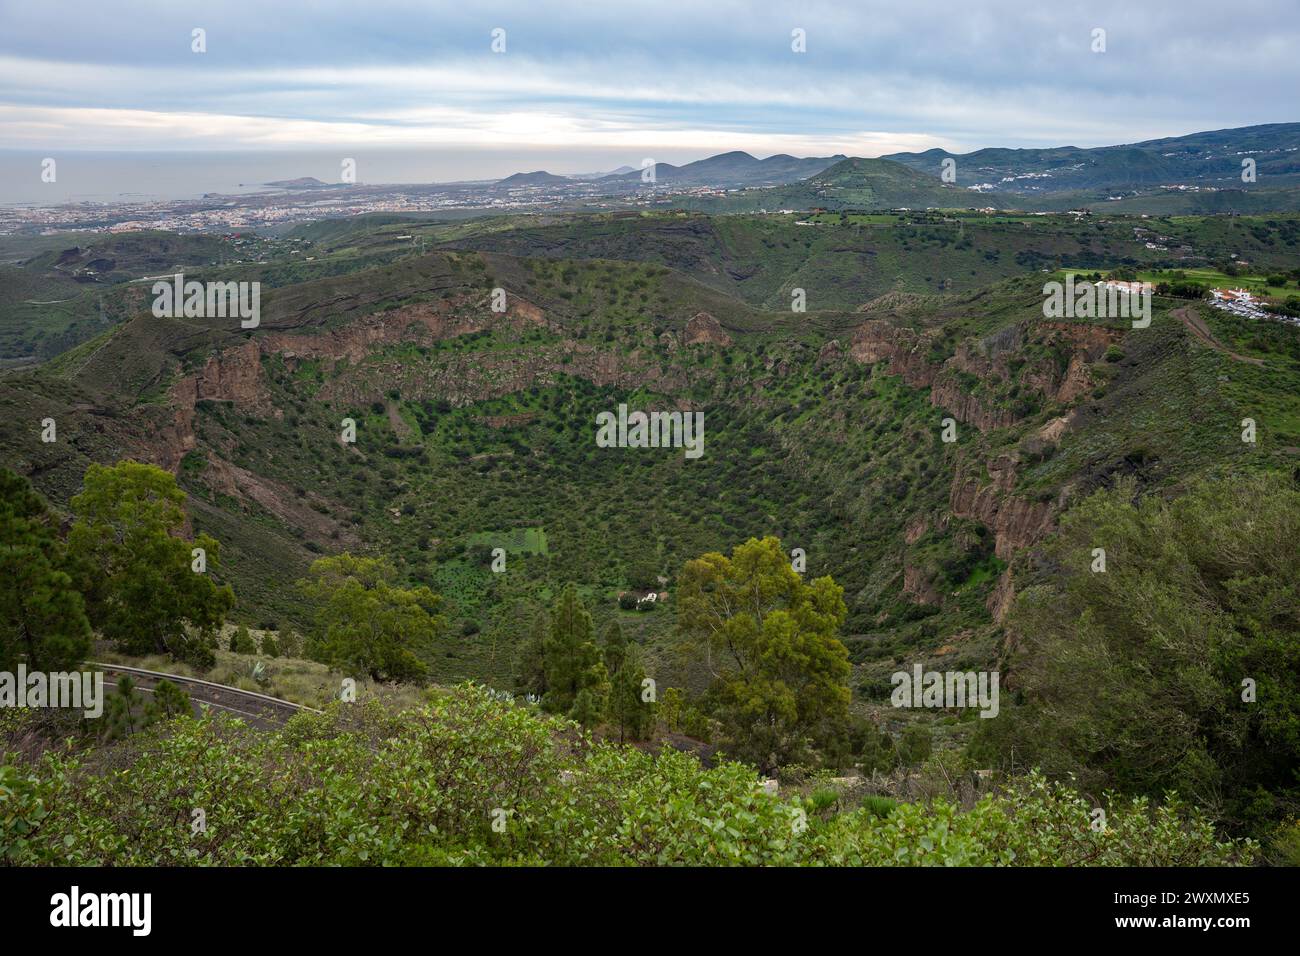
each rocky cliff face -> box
[850,316,1122,434]
[187,340,272,408]
[147,294,557,470]
[154,340,269,472]
[684,311,732,347]
[1020,322,1121,405]
[902,563,941,606]
[927,375,1019,432]
[842,315,1116,620]
[949,471,1056,561]
[317,341,702,408]
[263,294,549,363]
[849,320,937,388]
[841,316,1086,616]
[986,568,1016,621]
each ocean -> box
[0,148,640,206]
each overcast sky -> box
[1,0,1296,178]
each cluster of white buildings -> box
[1099,279,1155,295]
[1208,287,1270,319]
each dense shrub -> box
[1,685,1254,867]
[810,773,1252,866]
[978,473,1300,837]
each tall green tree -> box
[0,469,92,672]
[513,611,549,699]
[570,644,610,730]
[601,620,627,674]
[609,641,653,742]
[298,553,443,681]
[542,583,594,714]
[68,461,232,665]
[677,536,851,772]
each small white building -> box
[1097,280,1154,295]
[1211,287,1257,304]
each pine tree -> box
[609,642,652,742]
[103,676,141,741]
[676,536,851,773]
[601,620,627,675]
[143,679,191,725]
[568,640,609,728]
[570,684,606,729]
[542,584,593,714]
[659,687,685,734]
[513,612,548,698]
[230,625,256,654]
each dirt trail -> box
[1172,306,1265,366]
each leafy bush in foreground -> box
[1,685,1254,867]
[810,775,1250,866]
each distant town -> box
[0,175,733,236]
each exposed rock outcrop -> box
[904,515,929,544]
[149,293,556,471]
[478,412,540,428]
[986,568,1016,621]
[317,340,700,408]
[263,294,548,363]
[851,316,1123,433]
[201,454,359,547]
[1035,415,1072,444]
[928,374,1018,433]
[903,563,941,606]
[684,311,732,347]
[949,474,1056,560]
[848,321,937,388]
[155,339,272,471]
[185,339,271,409]
[816,339,843,368]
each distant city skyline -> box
[1,0,1297,183]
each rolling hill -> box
[676,157,1002,212]
[883,122,1300,196]
[606,150,848,188]
[497,171,574,187]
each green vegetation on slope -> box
[0,686,1254,866]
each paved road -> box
[91,662,319,729]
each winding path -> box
[1172,306,1265,366]
[89,662,321,729]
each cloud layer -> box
[1,0,1296,177]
